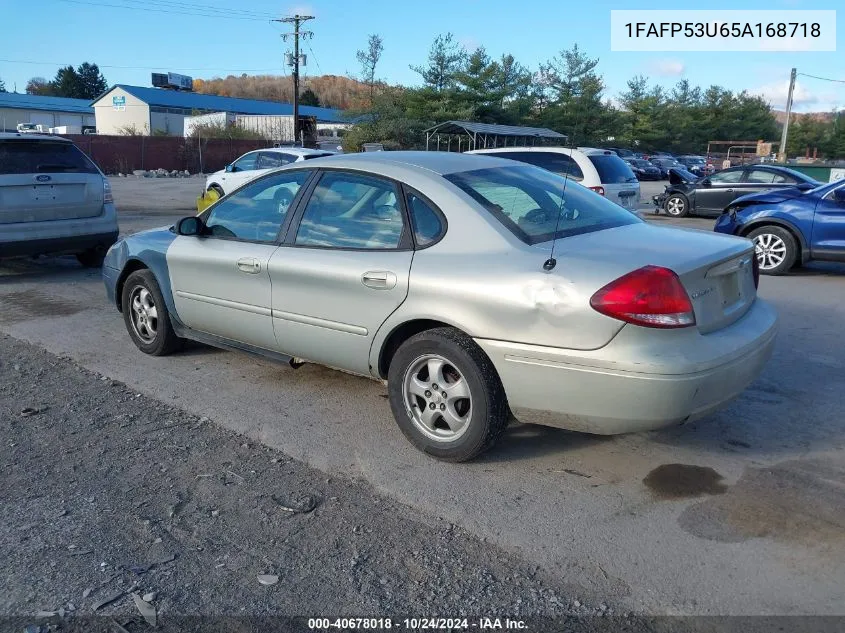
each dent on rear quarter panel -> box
[112,228,178,314]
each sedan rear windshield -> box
[0,140,100,175]
[587,154,638,184]
[444,165,641,245]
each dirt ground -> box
[0,334,627,630]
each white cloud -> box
[458,36,480,52]
[647,59,685,77]
[751,80,843,113]
[286,4,316,17]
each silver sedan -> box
[103,152,777,461]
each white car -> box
[468,146,641,211]
[205,147,334,197]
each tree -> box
[411,33,465,92]
[52,66,84,98]
[299,88,321,107]
[0,77,6,93]
[26,77,54,96]
[356,34,384,101]
[76,62,108,99]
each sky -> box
[1,0,843,112]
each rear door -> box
[0,138,103,224]
[269,169,414,375]
[695,168,744,215]
[811,182,845,261]
[585,153,640,210]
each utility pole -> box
[273,13,313,145]
[778,67,797,163]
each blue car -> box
[714,178,845,275]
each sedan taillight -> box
[589,186,606,196]
[590,266,696,329]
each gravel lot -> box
[2,176,844,622]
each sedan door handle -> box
[726,189,734,192]
[362,270,396,289]
[237,257,261,274]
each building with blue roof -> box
[91,84,346,137]
[0,92,95,132]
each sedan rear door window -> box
[295,171,406,249]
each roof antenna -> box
[543,127,576,272]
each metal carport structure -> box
[424,120,567,152]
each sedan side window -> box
[203,170,310,242]
[295,172,406,249]
[232,152,259,172]
[709,170,743,184]
[406,191,444,247]
[746,169,778,184]
[257,152,284,169]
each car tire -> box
[76,247,106,268]
[387,327,509,462]
[747,226,797,276]
[664,194,689,217]
[121,269,184,356]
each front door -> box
[695,168,744,215]
[167,169,313,350]
[811,182,845,261]
[269,170,414,375]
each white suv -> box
[468,146,640,211]
[0,133,118,267]
[205,147,335,197]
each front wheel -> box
[747,226,797,275]
[121,269,184,356]
[664,194,689,217]
[387,327,509,462]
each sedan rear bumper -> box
[475,299,777,435]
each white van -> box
[468,146,641,211]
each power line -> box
[51,0,274,21]
[798,72,845,84]
[304,40,324,76]
[0,58,284,73]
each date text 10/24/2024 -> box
[308,618,528,630]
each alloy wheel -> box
[753,233,787,271]
[402,354,473,442]
[129,285,158,343]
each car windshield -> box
[444,165,641,245]
[588,154,638,183]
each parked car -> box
[714,178,845,275]
[676,155,714,177]
[652,164,821,217]
[649,157,684,178]
[103,152,776,461]
[468,146,640,212]
[605,147,636,159]
[204,147,334,197]
[0,133,118,267]
[624,158,662,181]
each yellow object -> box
[196,188,220,214]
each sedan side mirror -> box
[833,187,845,204]
[175,216,205,236]
[225,164,234,173]
[701,178,712,187]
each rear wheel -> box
[747,226,797,276]
[121,270,184,356]
[664,193,689,217]
[387,327,509,462]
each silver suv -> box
[0,133,118,267]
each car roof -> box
[0,133,72,142]
[470,146,582,159]
[248,147,331,156]
[292,150,524,175]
